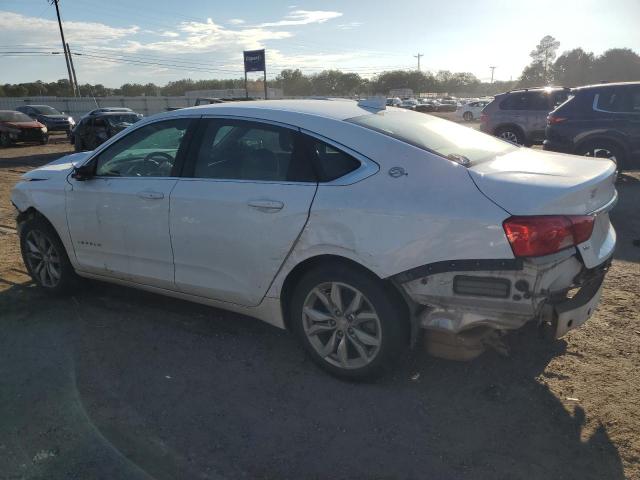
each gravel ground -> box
[0,135,639,480]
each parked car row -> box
[0,104,143,150]
[480,82,640,169]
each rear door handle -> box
[137,190,164,200]
[248,199,284,212]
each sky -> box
[1,0,639,87]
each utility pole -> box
[50,0,76,96]
[414,53,424,72]
[66,43,80,96]
[489,65,497,83]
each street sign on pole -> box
[243,49,268,100]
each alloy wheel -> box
[582,147,617,163]
[499,130,520,144]
[24,229,62,288]
[302,282,382,369]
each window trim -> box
[85,116,197,180]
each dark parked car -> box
[415,100,439,113]
[70,112,141,151]
[544,82,640,169]
[435,99,458,112]
[480,87,570,145]
[15,104,75,135]
[0,110,48,147]
[86,107,135,116]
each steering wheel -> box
[143,151,173,167]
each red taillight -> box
[503,215,595,257]
[547,114,567,125]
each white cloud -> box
[228,18,245,25]
[160,31,180,38]
[259,10,342,27]
[0,11,138,45]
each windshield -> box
[347,109,517,165]
[0,111,34,122]
[33,106,61,115]
[106,114,140,126]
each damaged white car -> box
[11,99,616,379]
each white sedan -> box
[457,100,491,121]
[11,99,617,379]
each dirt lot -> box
[1,135,639,480]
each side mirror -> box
[71,163,94,181]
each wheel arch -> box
[279,254,411,340]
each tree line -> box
[1,37,638,98]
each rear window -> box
[346,109,517,165]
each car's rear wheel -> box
[40,135,49,145]
[290,264,408,380]
[495,126,524,145]
[576,140,629,170]
[20,216,78,295]
[463,111,473,121]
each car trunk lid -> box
[468,148,617,216]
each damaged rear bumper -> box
[393,250,611,340]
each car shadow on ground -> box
[0,278,626,480]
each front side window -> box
[95,118,190,177]
[500,93,529,110]
[190,120,315,182]
[347,109,517,165]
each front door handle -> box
[137,190,164,200]
[248,199,284,212]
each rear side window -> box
[631,90,640,113]
[188,119,315,182]
[306,138,360,182]
[500,93,529,110]
[595,89,626,112]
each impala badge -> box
[388,167,407,178]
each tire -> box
[290,263,408,380]
[74,135,84,152]
[575,140,629,170]
[19,215,78,295]
[0,132,12,148]
[495,126,524,145]
[40,135,49,145]
[463,111,473,121]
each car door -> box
[66,117,194,288]
[169,117,318,306]
[620,85,640,156]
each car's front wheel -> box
[0,132,12,148]
[290,264,408,380]
[20,216,78,295]
[463,111,473,121]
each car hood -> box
[4,121,43,129]
[38,114,69,121]
[22,151,92,181]
[468,148,617,215]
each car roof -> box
[94,111,140,117]
[572,81,640,91]
[161,99,383,123]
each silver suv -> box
[480,87,570,145]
